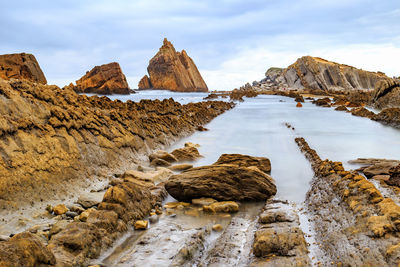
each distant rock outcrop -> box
[0,53,47,84]
[282,56,388,91]
[371,78,400,109]
[72,62,130,95]
[138,38,208,92]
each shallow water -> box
[106,92,400,203]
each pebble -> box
[134,220,148,230]
[149,214,159,224]
[212,224,223,232]
[66,211,78,218]
[0,235,10,241]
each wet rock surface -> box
[296,137,400,266]
[165,163,277,202]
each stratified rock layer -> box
[371,79,400,108]
[282,56,388,91]
[139,38,208,92]
[73,62,130,94]
[0,79,233,208]
[0,53,47,84]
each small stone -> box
[149,215,159,224]
[203,201,239,213]
[212,224,223,232]
[65,211,78,218]
[0,235,10,241]
[69,205,85,214]
[45,205,53,213]
[134,220,148,230]
[53,204,68,215]
[192,197,217,206]
[296,102,303,108]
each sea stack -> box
[138,38,208,92]
[0,53,47,84]
[71,62,130,95]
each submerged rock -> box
[203,201,239,213]
[165,163,276,202]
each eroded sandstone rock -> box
[73,62,130,94]
[0,53,47,84]
[371,79,400,109]
[213,153,271,174]
[139,38,208,92]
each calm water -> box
[108,91,400,203]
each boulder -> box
[139,38,208,92]
[73,62,130,94]
[350,107,375,119]
[171,145,201,162]
[371,79,400,109]
[0,53,47,84]
[213,153,271,174]
[164,164,276,202]
[53,204,68,215]
[386,164,400,187]
[77,192,103,208]
[335,105,348,111]
[168,163,193,171]
[0,232,56,266]
[362,162,399,178]
[149,150,178,163]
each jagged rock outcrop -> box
[282,56,388,91]
[0,79,233,210]
[138,75,152,89]
[71,62,130,95]
[138,38,208,92]
[0,53,47,84]
[371,78,400,109]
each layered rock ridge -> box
[0,53,47,84]
[0,79,233,208]
[69,62,130,95]
[283,56,388,91]
[138,38,208,92]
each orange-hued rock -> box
[0,53,47,84]
[138,75,152,89]
[74,62,130,95]
[283,56,388,91]
[139,38,208,92]
[296,102,303,108]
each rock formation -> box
[283,56,388,91]
[0,79,233,210]
[71,62,130,95]
[371,78,400,109]
[138,38,208,92]
[0,53,47,84]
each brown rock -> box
[335,105,348,111]
[134,220,148,230]
[165,164,276,202]
[362,162,399,178]
[149,150,178,163]
[0,53,47,84]
[213,153,271,174]
[0,232,56,266]
[372,79,400,109]
[350,107,375,119]
[191,197,217,206]
[212,224,223,232]
[296,102,303,107]
[168,163,193,171]
[283,56,388,91]
[139,38,208,92]
[171,145,201,162]
[203,201,239,213]
[53,204,68,215]
[73,62,130,94]
[138,75,152,89]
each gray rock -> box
[77,192,103,208]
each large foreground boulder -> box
[213,153,271,174]
[138,38,208,92]
[72,62,130,94]
[165,154,276,202]
[0,53,47,84]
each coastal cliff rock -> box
[0,79,233,210]
[72,62,130,95]
[0,53,47,84]
[138,38,208,92]
[371,79,400,108]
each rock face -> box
[73,62,130,94]
[0,53,47,84]
[165,154,276,202]
[282,56,388,91]
[371,79,400,109]
[138,38,208,92]
[0,79,233,210]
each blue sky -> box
[1,0,399,90]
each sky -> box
[1,0,399,91]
